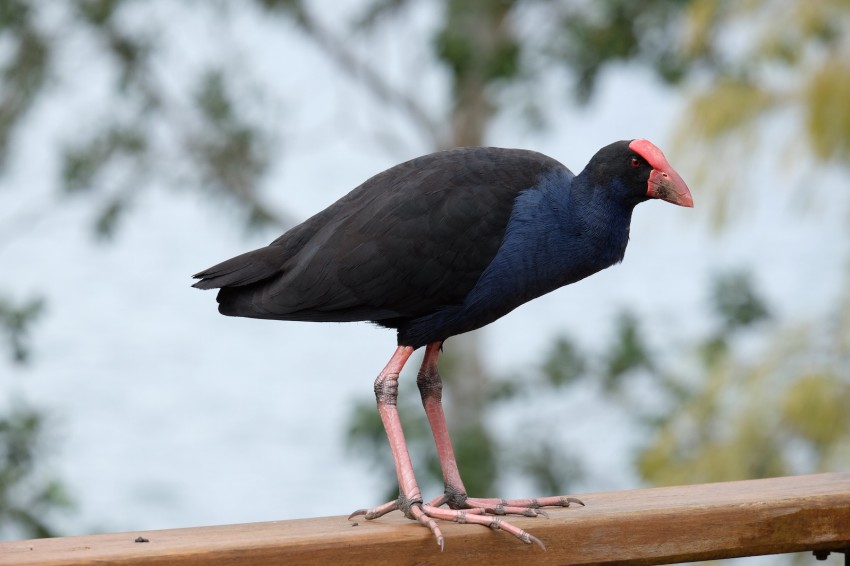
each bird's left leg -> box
[417,341,584,518]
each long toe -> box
[353,497,550,549]
[349,498,400,521]
[421,504,546,549]
[463,495,584,516]
[354,498,447,550]
[409,505,445,550]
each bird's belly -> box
[396,256,605,348]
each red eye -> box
[630,157,642,168]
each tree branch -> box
[275,3,443,148]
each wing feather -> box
[192,147,567,324]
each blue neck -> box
[399,167,636,346]
[464,168,634,311]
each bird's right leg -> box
[348,346,447,546]
[416,341,583,519]
[415,342,468,506]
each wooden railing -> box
[1,473,848,565]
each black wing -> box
[192,147,566,324]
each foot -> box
[349,494,546,550]
[367,345,583,549]
[349,492,583,550]
[434,492,584,518]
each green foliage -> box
[782,372,850,450]
[700,271,770,367]
[541,336,586,388]
[0,234,66,540]
[0,405,71,539]
[451,423,497,496]
[76,0,121,27]
[0,0,30,29]
[710,271,769,332]
[62,127,147,195]
[0,296,44,365]
[2,2,289,241]
[528,271,849,491]
[635,273,846,485]
[681,1,850,221]
[553,0,689,102]
[61,125,147,239]
[73,0,151,93]
[435,0,520,88]
[0,297,70,539]
[517,439,582,496]
[805,58,850,161]
[548,0,850,226]
[687,80,776,139]
[256,0,303,13]
[0,0,50,171]
[655,0,850,153]
[602,311,652,391]
[189,70,277,229]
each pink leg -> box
[416,342,467,503]
[349,346,447,546]
[350,343,574,550]
[373,346,421,508]
[416,342,584,518]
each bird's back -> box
[192,147,568,327]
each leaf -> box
[541,335,586,387]
[688,79,776,139]
[93,196,126,240]
[804,57,850,162]
[710,271,770,332]
[75,0,122,26]
[0,296,45,364]
[782,373,850,448]
[603,311,652,390]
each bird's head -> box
[584,139,693,209]
[628,139,693,207]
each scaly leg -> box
[349,346,447,546]
[350,344,576,549]
[416,342,584,518]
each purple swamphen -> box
[192,139,693,549]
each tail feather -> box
[192,246,284,290]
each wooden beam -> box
[2,473,848,566]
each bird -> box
[192,139,692,550]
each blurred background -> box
[1,1,848,563]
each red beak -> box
[647,168,693,207]
[628,139,694,208]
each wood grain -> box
[2,473,848,566]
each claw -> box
[418,503,548,547]
[357,491,577,547]
[528,534,547,551]
[409,503,445,550]
[351,499,400,521]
